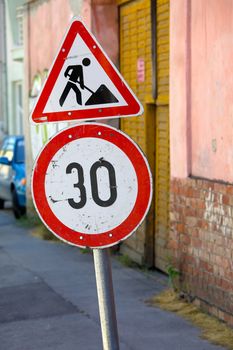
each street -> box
[0,208,226,350]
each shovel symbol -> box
[59,58,119,107]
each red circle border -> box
[32,123,152,248]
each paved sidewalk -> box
[0,209,226,350]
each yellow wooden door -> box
[118,0,170,269]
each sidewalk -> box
[0,209,226,350]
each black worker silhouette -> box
[59,58,90,107]
[59,57,119,107]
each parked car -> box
[0,136,26,218]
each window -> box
[15,82,23,134]
[15,139,25,163]
[0,137,15,162]
[16,7,24,46]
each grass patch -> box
[80,247,92,254]
[116,254,140,269]
[30,224,59,241]
[18,214,59,242]
[147,289,233,350]
[17,213,42,228]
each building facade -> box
[118,0,170,269]
[5,0,25,136]
[0,0,7,140]
[22,0,233,325]
[169,0,233,326]
[117,0,233,325]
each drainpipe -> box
[151,0,157,100]
[27,1,31,92]
[2,0,8,134]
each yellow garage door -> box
[119,0,155,265]
[119,0,170,270]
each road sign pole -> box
[93,248,120,350]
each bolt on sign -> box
[30,18,143,124]
[31,123,152,248]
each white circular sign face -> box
[45,137,138,234]
[32,123,152,248]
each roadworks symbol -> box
[59,57,118,107]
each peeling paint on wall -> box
[204,187,233,235]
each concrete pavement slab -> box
[0,209,226,350]
[0,314,103,350]
[0,282,78,323]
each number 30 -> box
[66,160,117,209]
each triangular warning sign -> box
[31,18,144,124]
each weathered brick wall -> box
[169,177,233,326]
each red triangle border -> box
[31,19,143,124]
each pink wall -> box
[170,0,233,182]
[28,0,73,86]
[91,0,119,65]
[28,0,118,90]
[170,0,190,178]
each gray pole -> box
[93,248,120,350]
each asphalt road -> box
[0,207,226,350]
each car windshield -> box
[15,140,25,163]
[0,137,15,161]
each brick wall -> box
[169,177,233,326]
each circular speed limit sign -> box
[32,123,152,248]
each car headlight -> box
[20,178,26,186]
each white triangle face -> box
[43,34,127,113]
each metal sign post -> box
[30,17,151,350]
[31,123,152,349]
[93,249,119,350]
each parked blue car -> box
[0,136,26,218]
